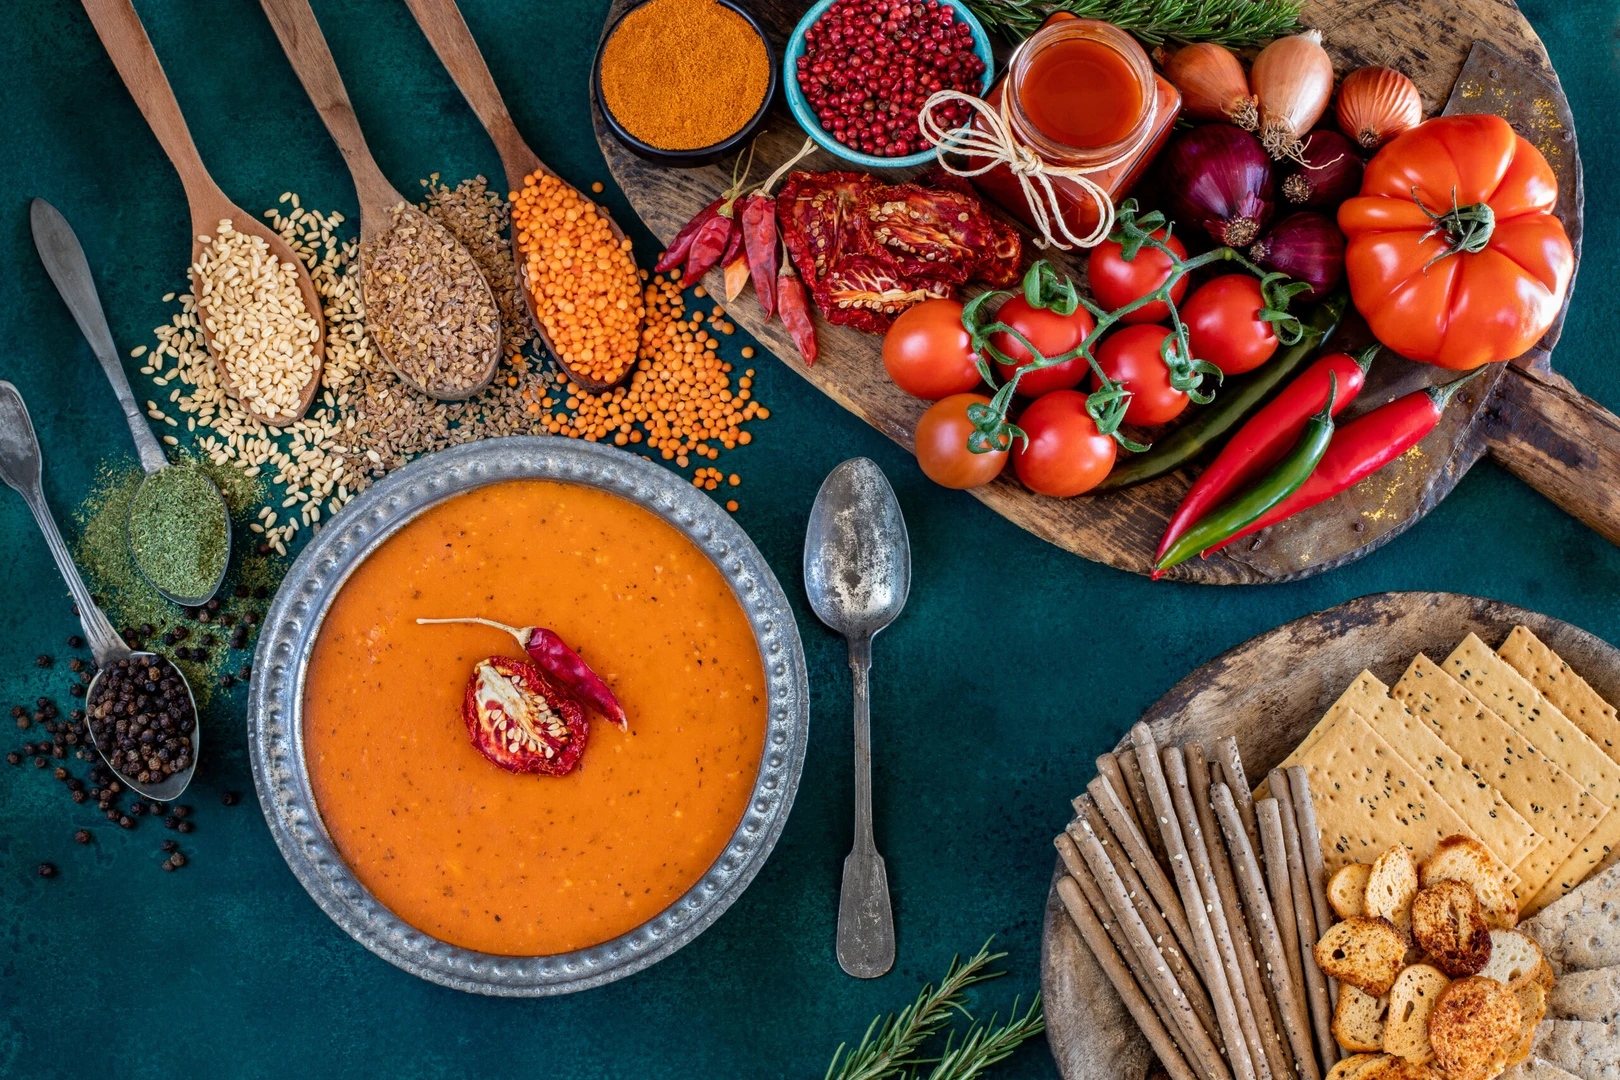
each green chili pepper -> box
[1153,373,1340,577]
[1094,292,1348,492]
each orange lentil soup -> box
[302,479,767,955]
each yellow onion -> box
[1335,66,1423,149]
[1251,30,1335,161]
[1163,43,1257,130]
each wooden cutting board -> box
[1038,590,1620,1079]
[593,0,1613,584]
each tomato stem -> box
[1413,185,1496,271]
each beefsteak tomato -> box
[1337,114,1574,369]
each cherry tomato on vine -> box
[1093,325,1191,427]
[882,299,983,400]
[1181,274,1278,376]
[913,393,1007,490]
[990,296,1096,397]
[1012,391,1117,498]
[1085,228,1188,324]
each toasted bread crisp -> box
[1413,880,1494,977]
[1335,983,1391,1051]
[1333,863,1374,920]
[1429,976,1521,1080]
[1504,981,1548,1067]
[1368,844,1420,939]
[1326,1054,1391,1080]
[1385,963,1450,1063]
[1422,835,1521,930]
[1479,930,1551,991]
[1365,1061,1448,1080]
[1317,916,1409,996]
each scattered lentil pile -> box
[360,202,500,397]
[513,171,644,387]
[86,654,195,785]
[599,0,770,151]
[191,219,321,421]
[127,463,229,601]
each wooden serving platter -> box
[594,0,1619,584]
[1038,590,1620,1079]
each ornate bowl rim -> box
[246,437,810,995]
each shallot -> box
[1251,30,1335,161]
[1163,124,1276,249]
[1336,66,1423,149]
[1280,130,1364,210]
[1162,43,1257,130]
[1249,211,1345,301]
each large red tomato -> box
[913,394,1007,489]
[1086,228,1188,324]
[1338,114,1574,369]
[990,296,1096,397]
[1093,325,1191,427]
[882,300,983,400]
[1013,391,1116,497]
[1181,275,1278,376]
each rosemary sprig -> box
[963,0,1303,48]
[825,942,1042,1080]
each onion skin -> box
[1163,43,1257,130]
[1252,30,1335,160]
[1280,130,1365,210]
[1336,66,1423,149]
[1249,211,1345,301]
[1164,124,1276,249]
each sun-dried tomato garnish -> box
[861,185,995,283]
[462,656,587,776]
[814,255,954,333]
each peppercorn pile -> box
[86,655,196,785]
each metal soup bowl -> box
[246,438,810,995]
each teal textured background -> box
[1,2,1616,1077]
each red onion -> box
[1164,124,1276,249]
[1249,212,1345,301]
[1279,130,1365,211]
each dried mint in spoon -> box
[128,464,228,601]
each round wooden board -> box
[594,0,1610,584]
[1037,590,1620,1079]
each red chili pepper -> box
[684,211,736,283]
[655,199,722,274]
[740,193,778,316]
[1203,368,1486,556]
[462,655,587,776]
[1156,346,1377,563]
[419,617,627,729]
[777,242,817,365]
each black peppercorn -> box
[172,626,189,642]
[253,586,268,600]
[239,664,252,681]
[118,816,133,829]
[173,805,191,818]
[243,611,260,626]
[9,705,23,718]
[161,839,178,853]
[197,610,212,624]
[230,628,249,650]
[74,829,91,844]
[169,852,186,867]
[67,635,83,648]
[129,802,145,817]
[71,790,86,803]
[33,757,46,768]
[177,821,193,834]
[53,767,66,780]
[205,598,220,612]
[182,607,200,620]
[67,658,84,672]
[35,697,48,709]
[174,647,191,661]
[222,791,240,807]
[161,859,175,872]
[256,542,271,556]
[15,717,29,730]
[105,809,120,822]
[234,584,249,598]
[5,752,18,765]
[38,863,56,878]
[35,655,52,668]
[190,649,209,663]
[51,746,64,759]
[220,674,235,688]
[69,709,83,721]
[149,801,166,814]
[163,816,178,829]
[68,685,84,698]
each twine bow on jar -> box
[918,89,1154,251]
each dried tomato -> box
[463,656,587,776]
[778,171,872,288]
[815,255,953,333]
[862,185,994,283]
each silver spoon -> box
[804,457,911,979]
[0,381,200,801]
[31,197,231,608]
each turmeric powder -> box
[599,0,769,151]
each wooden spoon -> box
[79,0,325,429]
[258,0,502,402]
[401,0,641,394]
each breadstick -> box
[1056,873,1202,1080]
[1214,784,1321,1080]
[1166,747,1272,1080]
[1088,773,1202,971]
[1187,748,1292,1080]
[1213,736,1261,856]
[1285,766,1339,1013]
[1071,815,1235,1080]
[1268,769,1335,1077]
[1096,752,1152,846]
[1120,742,1170,869]
[1071,797,1219,1044]
[1133,723,1258,1080]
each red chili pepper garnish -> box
[655,198,723,275]
[776,241,817,365]
[1201,368,1486,557]
[720,216,745,269]
[740,193,778,316]
[463,655,587,776]
[1157,345,1377,562]
[684,212,736,283]
[419,617,628,730]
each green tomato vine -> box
[960,201,1313,455]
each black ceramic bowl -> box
[593,0,778,169]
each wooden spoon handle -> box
[257,0,397,211]
[1483,364,1620,547]
[400,0,543,187]
[78,0,217,207]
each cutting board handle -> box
[1483,365,1620,546]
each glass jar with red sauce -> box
[969,15,1180,242]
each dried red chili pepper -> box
[776,242,817,365]
[740,193,778,316]
[462,655,587,776]
[655,198,723,274]
[684,212,736,283]
[418,617,627,729]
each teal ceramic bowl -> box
[784,0,995,170]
